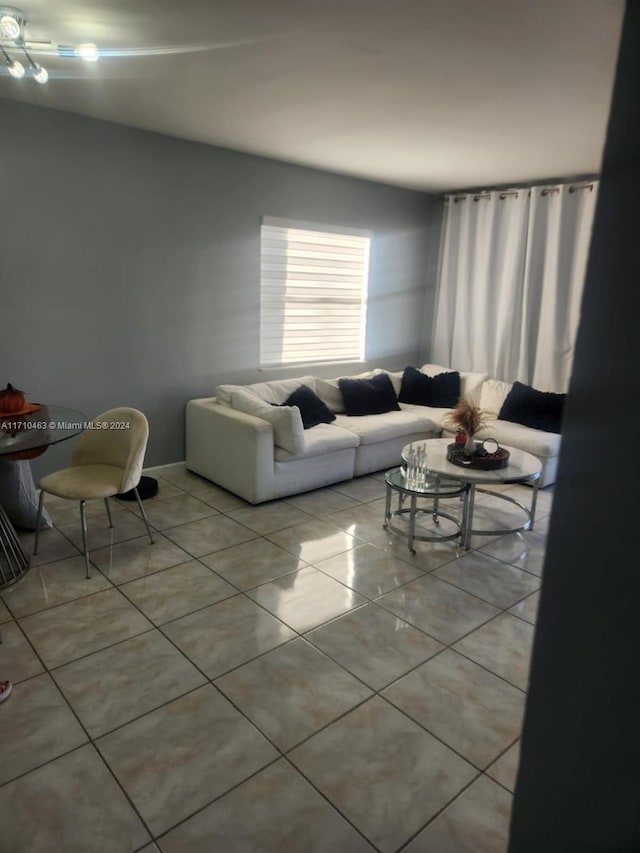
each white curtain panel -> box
[519,184,598,390]
[432,182,598,392]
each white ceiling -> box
[0,0,625,191]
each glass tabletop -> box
[0,405,87,458]
[385,467,467,497]
[402,438,542,484]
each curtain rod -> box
[452,181,594,203]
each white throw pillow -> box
[246,376,317,404]
[420,363,451,377]
[314,379,346,413]
[479,379,513,416]
[231,389,305,454]
[214,385,235,406]
[373,368,403,396]
[315,371,376,413]
[217,376,316,406]
[459,371,490,404]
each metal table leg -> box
[529,479,539,529]
[383,483,392,529]
[0,504,30,588]
[0,459,52,531]
[459,484,471,549]
[433,490,440,525]
[463,483,477,550]
[408,494,417,554]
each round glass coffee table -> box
[402,438,542,550]
[384,467,468,554]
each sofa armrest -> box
[185,397,276,503]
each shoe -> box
[0,681,12,704]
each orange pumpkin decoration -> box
[0,383,26,414]
[6,446,47,461]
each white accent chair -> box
[35,407,154,578]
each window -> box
[260,216,371,367]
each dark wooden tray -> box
[446,442,510,470]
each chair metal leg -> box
[34,490,45,555]
[79,500,91,579]
[104,497,114,528]
[134,488,155,545]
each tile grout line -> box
[16,515,533,713]
[3,468,544,850]
[393,771,484,852]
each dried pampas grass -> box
[444,397,489,437]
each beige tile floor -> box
[0,464,551,853]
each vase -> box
[464,433,476,453]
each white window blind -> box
[260,216,371,367]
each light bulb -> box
[7,58,24,78]
[32,64,48,83]
[0,13,21,40]
[76,42,99,61]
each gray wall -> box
[509,1,640,849]
[0,98,441,468]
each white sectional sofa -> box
[186,364,561,504]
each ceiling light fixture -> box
[1,43,22,75]
[0,9,22,40]
[7,56,23,76]
[30,60,46,82]
[75,42,98,62]
[0,5,99,83]
[22,44,46,82]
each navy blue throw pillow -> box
[498,381,565,433]
[338,373,400,416]
[398,366,461,408]
[283,384,336,429]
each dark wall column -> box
[509,3,640,850]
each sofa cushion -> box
[473,419,562,459]
[231,388,305,454]
[216,375,317,407]
[334,409,437,445]
[274,422,360,462]
[280,384,336,429]
[498,381,565,433]
[420,363,489,404]
[479,378,513,416]
[399,402,454,430]
[338,373,400,416]
[399,366,460,408]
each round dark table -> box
[0,405,86,588]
